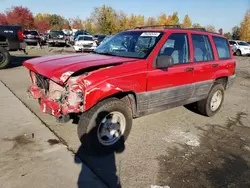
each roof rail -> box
[188,27,207,31]
[135,24,181,29]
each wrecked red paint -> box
[23,53,138,85]
[29,85,45,99]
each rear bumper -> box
[24,39,39,44]
[48,39,66,44]
[226,74,236,89]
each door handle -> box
[185,67,194,72]
[212,64,219,67]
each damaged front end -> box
[28,71,85,119]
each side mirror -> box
[156,55,174,68]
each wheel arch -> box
[215,76,228,89]
[94,91,138,118]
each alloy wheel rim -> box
[97,111,126,146]
[210,90,222,111]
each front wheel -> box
[0,47,11,69]
[196,84,225,117]
[77,98,132,154]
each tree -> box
[84,18,96,34]
[224,32,232,39]
[70,17,83,29]
[0,13,8,25]
[136,15,145,27]
[34,13,51,22]
[128,13,138,29]
[115,11,129,32]
[5,6,34,29]
[90,5,117,34]
[35,20,50,33]
[157,13,168,25]
[239,9,250,41]
[192,23,202,28]
[232,26,240,40]
[182,14,192,28]
[62,20,71,30]
[170,12,179,25]
[146,17,157,25]
[205,25,216,32]
[48,14,65,29]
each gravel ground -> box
[0,47,249,188]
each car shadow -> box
[9,55,40,68]
[74,111,125,188]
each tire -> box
[196,84,225,117]
[77,98,132,154]
[236,49,241,56]
[0,47,11,69]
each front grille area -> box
[35,73,50,94]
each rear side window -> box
[213,36,231,59]
[192,34,214,62]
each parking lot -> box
[0,47,250,188]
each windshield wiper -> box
[92,51,117,56]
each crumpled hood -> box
[23,53,137,85]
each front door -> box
[137,32,195,114]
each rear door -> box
[144,32,195,113]
[190,34,217,98]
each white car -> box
[229,40,250,56]
[73,35,97,52]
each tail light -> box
[17,30,24,41]
[36,35,40,38]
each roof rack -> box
[187,27,206,31]
[134,24,181,29]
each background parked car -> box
[73,35,97,52]
[70,30,90,44]
[229,40,250,56]
[39,33,49,45]
[47,30,69,47]
[96,35,107,46]
[93,34,107,45]
[99,35,112,45]
[0,24,26,69]
[23,30,41,45]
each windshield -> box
[77,36,84,40]
[94,31,164,59]
[84,36,93,41]
[238,41,249,46]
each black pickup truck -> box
[0,25,27,69]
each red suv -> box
[23,25,236,153]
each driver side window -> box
[158,33,190,65]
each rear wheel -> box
[0,47,11,69]
[77,98,132,154]
[236,49,241,56]
[196,84,225,117]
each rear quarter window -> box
[212,36,231,59]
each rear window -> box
[49,31,64,36]
[24,30,38,35]
[213,36,231,59]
